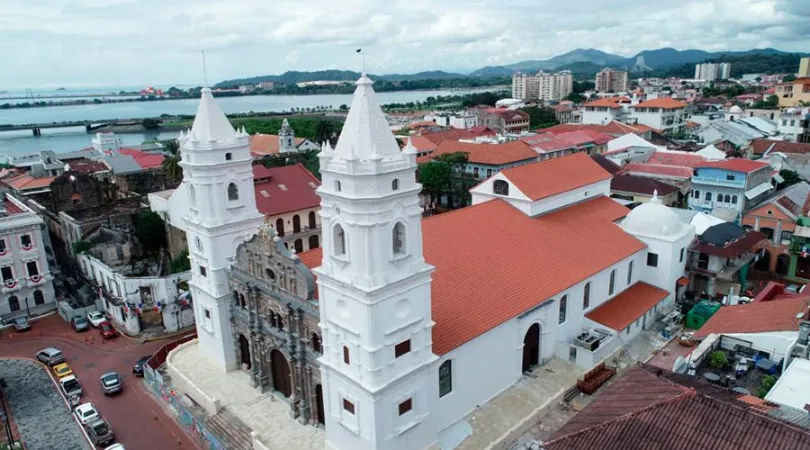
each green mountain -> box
[216,70,466,88]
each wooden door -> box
[271,350,292,397]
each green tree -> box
[170,250,191,273]
[161,139,182,180]
[72,240,90,254]
[418,160,452,206]
[752,95,779,109]
[708,351,728,369]
[564,92,586,104]
[134,211,168,254]
[315,120,335,145]
[778,169,802,190]
[783,74,796,82]
[434,152,475,209]
[519,106,560,129]
[756,375,778,398]
[141,118,160,129]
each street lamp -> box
[23,297,30,317]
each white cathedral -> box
[169,75,695,450]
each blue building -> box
[688,159,776,224]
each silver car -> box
[36,347,65,365]
[100,372,122,395]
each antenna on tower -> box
[201,50,208,87]
[356,48,365,74]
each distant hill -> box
[215,47,808,89]
[216,69,466,88]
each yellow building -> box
[776,78,810,107]
[799,57,810,77]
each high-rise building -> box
[799,57,810,77]
[694,63,731,81]
[595,68,629,93]
[511,71,573,101]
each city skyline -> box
[2,0,809,88]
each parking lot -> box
[0,314,202,450]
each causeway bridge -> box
[0,119,150,136]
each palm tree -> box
[161,139,182,180]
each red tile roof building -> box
[476,108,530,133]
[542,121,657,139]
[585,282,669,331]
[520,130,612,158]
[749,138,810,156]
[694,296,809,338]
[546,364,810,450]
[419,140,539,172]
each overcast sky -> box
[2,0,809,89]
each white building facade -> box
[178,88,265,370]
[694,63,732,81]
[511,71,573,101]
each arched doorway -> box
[308,211,317,229]
[309,234,320,249]
[239,334,251,370]
[522,323,541,372]
[776,254,790,275]
[293,215,301,233]
[275,218,285,237]
[294,239,304,253]
[270,350,292,397]
[755,250,771,271]
[315,384,325,425]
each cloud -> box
[1,0,808,88]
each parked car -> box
[74,402,99,425]
[100,372,122,395]
[87,311,106,327]
[36,347,65,366]
[104,445,125,450]
[85,419,115,446]
[53,363,73,379]
[72,316,90,332]
[59,375,82,398]
[98,321,118,339]
[133,356,150,376]
[12,316,31,332]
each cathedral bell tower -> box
[315,75,439,450]
[279,118,296,153]
[178,87,264,371]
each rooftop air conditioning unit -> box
[574,332,600,351]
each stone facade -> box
[114,171,181,196]
[228,225,325,426]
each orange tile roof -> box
[428,140,538,166]
[635,98,687,109]
[397,135,437,153]
[499,152,612,201]
[584,97,631,109]
[297,196,642,354]
[585,282,669,331]
[249,134,308,155]
[694,296,809,339]
[543,121,658,136]
[3,174,55,191]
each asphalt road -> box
[0,314,203,450]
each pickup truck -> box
[59,375,82,398]
[85,419,115,446]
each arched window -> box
[189,185,197,208]
[335,180,342,192]
[583,282,591,309]
[609,269,616,295]
[225,152,232,161]
[239,293,246,308]
[705,192,712,202]
[724,194,731,203]
[627,261,633,285]
[558,295,567,324]
[731,195,738,204]
[693,190,700,199]
[392,222,405,255]
[343,346,350,364]
[493,180,509,196]
[312,333,322,353]
[228,183,239,201]
[439,360,452,397]
[266,268,275,280]
[233,290,240,307]
[333,225,346,256]
[293,215,301,233]
[33,290,44,305]
[8,296,19,312]
[275,218,285,237]
[308,211,317,229]
[309,234,320,249]
[392,179,400,191]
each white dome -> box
[729,105,742,114]
[623,193,687,237]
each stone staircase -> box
[205,407,254,450]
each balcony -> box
[280,224,322,241]
[716,252,757,281]
[692,176,745,188]
[795,225,810,239]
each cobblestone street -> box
[0,359,88,450]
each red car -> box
[98,321,118,340]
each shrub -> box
[708,351,728,369]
